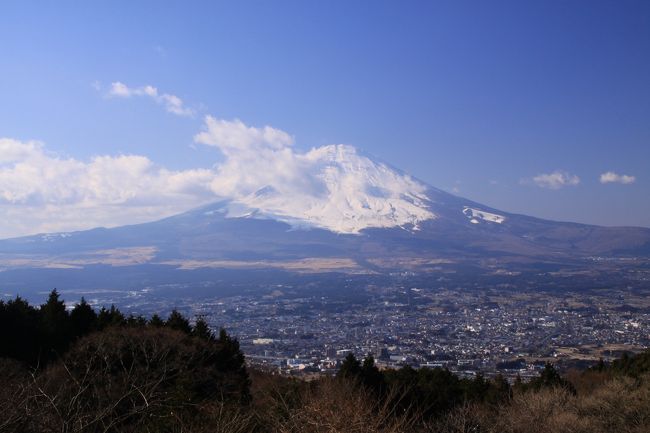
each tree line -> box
[1,291,648,432]
[0,289,218,367]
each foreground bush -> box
[269,378,418,433]
[0,359,31,432]
[437,374,650,433]
[3,327,249,433]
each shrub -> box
[24,326,249,432]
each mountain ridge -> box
[1,146,649,275]
[1,187,649,270]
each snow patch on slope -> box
[463,207,506,224]
[40,233,72,242]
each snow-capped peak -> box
[193,119,436,234]
[224,144,436,233]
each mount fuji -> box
[1,144,649,280]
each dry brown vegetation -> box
[265,378,419,433]
[2,293,649,432]
[481,375,650,433]
[2,358,650,432]
[247,373,650,433]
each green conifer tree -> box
[192,317,214,340]
[40,289,71,359]
[70,297,97,338]
[166,310,192,334]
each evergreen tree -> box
[69,297,97,338]
[40,289,71,359]
[126,314,147,327]
[611,351,643,376]
[384,366,464,419]
[192,317,214,340]
[0,296,41,364]
[529,362,575,394]
[97,305,125,329]
[166,309,192,334]
[214,328,250,403]
[485,374,512,404]
[338,353,362,379]
[361,355,385,394]
[464,373,490,402]
[216,328,246,370]
[337,353,385,395]
[149,314,165,327]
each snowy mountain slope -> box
[1,144,650,274]
[220,144,435,233]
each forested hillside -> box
[1,292,649,432]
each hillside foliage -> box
[0,291,649,432]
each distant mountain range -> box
[1,145,649,277]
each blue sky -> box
[0,1,648,237]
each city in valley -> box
[19,257,648,382]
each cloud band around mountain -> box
[193,116,434,233]
[0,137,215,238]
[0,116,433,238]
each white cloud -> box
[194,116,434,233]
[0,138,217,238]
[599,171,636,185]
[108,81,132,97]
[0,117,435,238]
[107,82,194,116]
[195,117,294,153]
[194,116,300,197]
[530,171,580,189]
